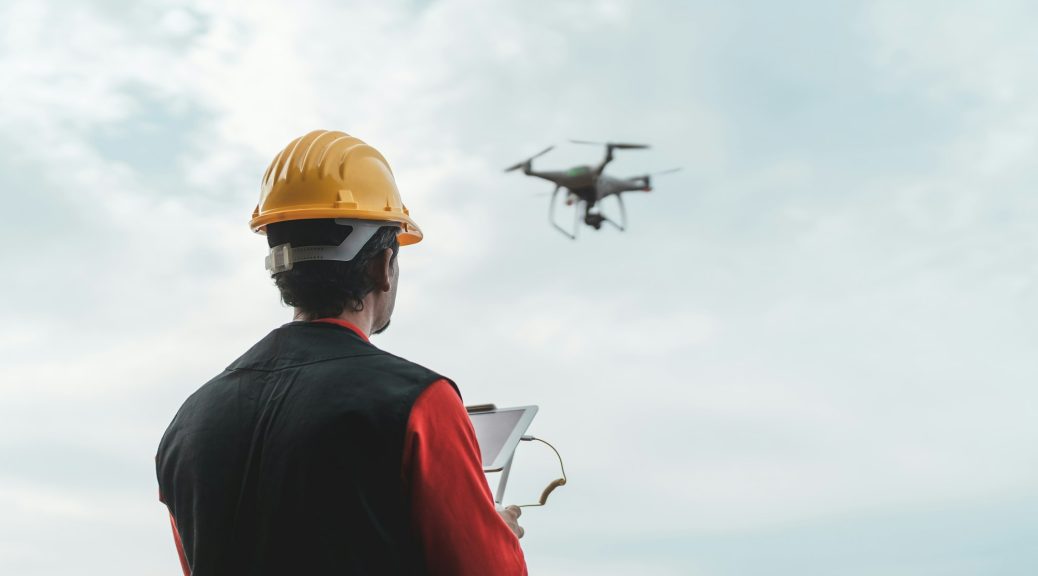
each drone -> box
[505,140,679,239]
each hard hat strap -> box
[265,219,396,275]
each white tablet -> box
[466,404,538,472]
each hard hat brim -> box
[250,208,422,246]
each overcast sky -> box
[2,1,1037,574]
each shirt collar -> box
[311,318,370,342]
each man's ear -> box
[371,248,394,293]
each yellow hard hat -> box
[250,130,422,245]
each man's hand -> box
[497,505,525,539]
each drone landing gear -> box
[587,195,627,232]
[548,185,577,240]
[549,189,629,239]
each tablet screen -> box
[469,409,524,466]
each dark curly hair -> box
[267,219,400,320]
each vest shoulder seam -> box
[226,351,389,373]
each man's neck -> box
[295,306,376,337]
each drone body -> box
[505,141,677,239]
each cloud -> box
[2,0,1038,574]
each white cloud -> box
[2,0,1038,574]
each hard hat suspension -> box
[265,219,397,275]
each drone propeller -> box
[504,145,555,172]
[628,167,681,190]
[569,139,650,150]
[628,167,682,180]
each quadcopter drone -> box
[505,140,679,239]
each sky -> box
[1,0,1037,574]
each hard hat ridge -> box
[250,129,421,246]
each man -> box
[156,130,527,575]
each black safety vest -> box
[156,321,451,575]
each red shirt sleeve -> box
[402,379,528,576]
[168,510,190,576]
[159,470,190,575]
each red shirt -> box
[164,319,526,575]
